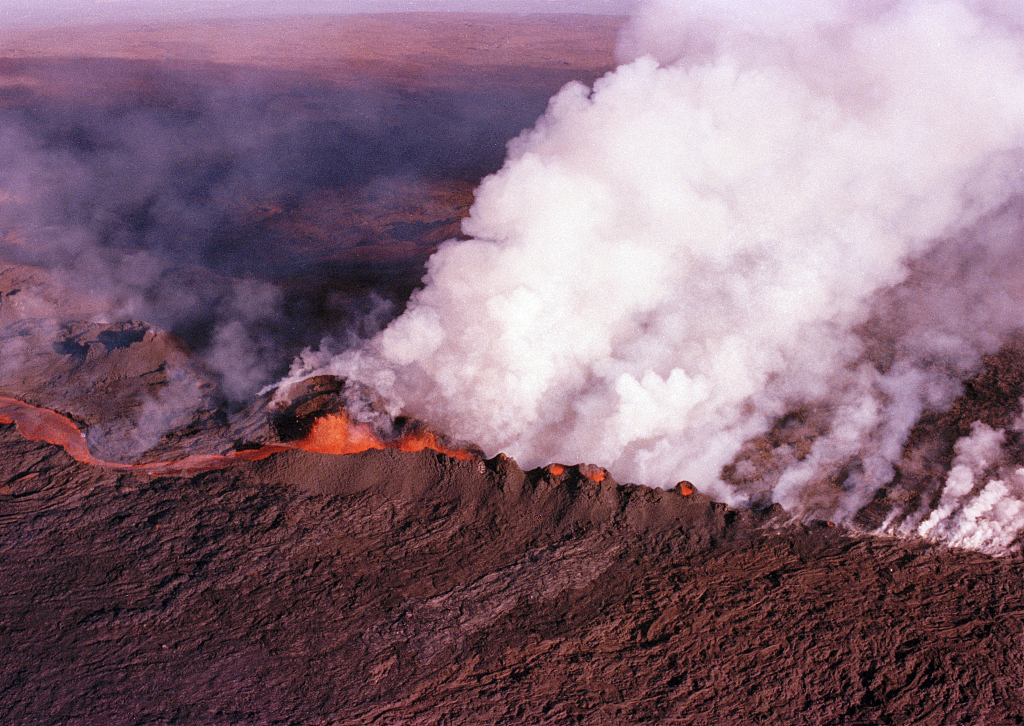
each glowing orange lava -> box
[393,429,477,460]
[0,397,468,476]
[0,396,95,464]
[296,411,477,460]
[0,396,291,475]
[296,411,385,455]
[546,463,606,482]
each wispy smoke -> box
[0,57,524,400]
[896,417,1024,554]
[284,0,1024,550]
[0,64,306,400]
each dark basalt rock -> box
[0,427,1022,725]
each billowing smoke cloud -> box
[283,0,1024,548]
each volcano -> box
[1,7,1024,726]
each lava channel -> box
[0,396,477,475]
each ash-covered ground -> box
[1,8,1024,726]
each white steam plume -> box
[915,421,1006,540]
[284,0,1024,521]
[902,420,1024,553]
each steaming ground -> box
[282,0,1024,553]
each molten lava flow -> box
[0,397,471,476]
[0,396,97,464]
[394,429,477,461]
[545,462,607,482]
[0,395,479,472]
[296,411,477,460]
[296,411,385,455]
[0,396,293,474]
[132,446,294,475]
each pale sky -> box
[1,0,632,29]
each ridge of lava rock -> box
[1,421,1020,725]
